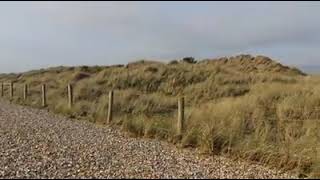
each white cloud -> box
[0,1,320,73]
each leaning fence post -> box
[177,96,185,135]
[23,84,28,101]
[1,82,3,97]
[107,90,114,124]
[41,84,47,107]
[10,82,13,99]
[68,84,73,108]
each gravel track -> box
[0,101,296,179]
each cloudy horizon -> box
[0,1,320,73]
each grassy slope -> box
[0,54,319,177]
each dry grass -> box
[184,82,320,177]
[1,54,318,177]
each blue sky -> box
[0,1,320,73]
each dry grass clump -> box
[183,82,320,177]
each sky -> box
[0,1,320,73]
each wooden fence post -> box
[23,84,28,101]
[177,96,185,135]
[68,84,73,108]
[107,90,114,124]
[1,82,3,97]
[41,84,46,107]
[10,82,13,99]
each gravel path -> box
[0,100,296,179]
